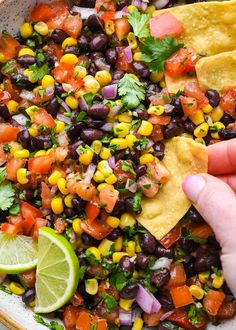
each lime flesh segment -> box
[0,232,37,274]
[35,227,79,314]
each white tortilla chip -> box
[137,137,208,240]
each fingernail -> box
[182,175,206,203]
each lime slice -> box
[0,232,37,274]
[35,227,79,314]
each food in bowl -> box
[0,0,236,329]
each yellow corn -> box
[84,77,101,94]
[97,183,114,192]
[64,194,74,208]
[189,110,205,125]
[194,122,209,138]
[28,127,38,137]
[120,213,136,229]
[97,160,113,178]
[212,275,225,289]
[9,282,25,296]
[135,236,142,253]
[106,216,120,228]
[198,271,210,284]
[26,105,39,116]
[48,170,62,185]
[209,106,224,122]
[93,171,105,183]
[128,5,136,11]
[115,237,123,252]
[126,134,137,149]
[159,79,166,88]
[75,88,86,98]
[202,104,213,114]
[34,21,49,36]
[118,112,132,123]
[195,137,206,145]
[98,239,114,256]
[42,75,55,89]
[51,197,64,215]
[105,174,118,185]
[35,150,47,157]
[20,22,33,39]
[120,299,135,311]
[95,71,112,87]
[210,122,225,139]
[100,147,112,160]
[86,247,101,260]
[91,140,103,154]
[132,318,143,330]
[79,149,94,165]
[137,120,153,136]
[18,48,35,57]
[7,100,19,115]
[148,105,165,116]
[180,133,193,139]
[72,218,83,235]
[10,142,23,155]
[126,241,136,257]
[85,279,98,295]
[105,20,115,35]
[17,168,28,185]
[14,149,29,159]
[60,53,78,65]
[133,52,142,61]
[74,65,87,79]
[55,120,65,134]
[139,153,154,164]
[110,138,128,150]
[29,300,36,307]
[133,270,139,279]
[114,123,130,138]
[127,32,138,49]
[150,71,164,83]
[0,53,5,63]
[56,178,68,195]
[65,95,79,110]
[189,285,205,300]
[112,252,128,263]
[62,37,77,49]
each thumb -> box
[183,173,236,297]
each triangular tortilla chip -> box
[196,50,236,92]
[137,137,208,240]
[165,72,198,94]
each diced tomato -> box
[6,158,26,181]
[31,218,48,240]
[114,160,136,188]
[6,215,24,235]
[167,263,186,289]
[165,48,199,77]
[41,182,53,209]
[75,182,97,201]
[52,63,74,83]
[137,175,159,198]
[0,124,20,143]
[1,223,22,235]
[170,285,194,308]
[149,115,171,125]
[147,161,170,184]
[34,90,53,104]
[86,197,101,221]
[184,82,208,109]
[32,109,55,129]
[115,18,131,41]
[167,309,197,330]
[72,291,84,307]
[67,77,84,92]
[218,300,236,319]
[180,96,198,116]
[101,11,115,23]
[47,8,69,30]
[54,218,67,234]
[54,147,68,162]
[22,216,36,235]
[21,270,36,288]
[99,186,119,213]
[0,90,11,103]
[143,309,165,327]
[63,15,82,39]
[3,78,22,102]
[150,13,183,39]
[160,225,181,249]
[81,217,112,240]
[64,305,81,330]
[0,33,20,62]
[150,90,171,106]
[21,201,43,235]
[190,223,214,239]
[150,124,164,142]
[30,1,68,22]
[220,88,236,118]
[76,309,108,330]
[28,153,56,175]
[116,47,133,72]
[203,290,226,316]
[96,0,116,12]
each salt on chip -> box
[154,0,236,56]
[137,137,208,240]
[196,50,236,92]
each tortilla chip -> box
[165,72,197,94]
[154,0,236,56]
[137,137,208,240]
[196,50,236,92]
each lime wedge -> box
[0,232,37,274]
[35,227,79,314]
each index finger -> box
[208,138,236,175]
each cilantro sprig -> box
[28,63,49,82]
[0,182,15,211]
[128,8,150,39]
[118,74,146,108]
[33,315,63,330]
[140,36,184,72]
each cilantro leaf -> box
[121,160,136,175]
[33,315,64,330]
[188,304,201,325]
[133,137,149,151]
[28,63,49,82]
[133,189,142,213]
[0,183,15,211]
[110,271,128,291]
[102,293,118,312]
[118,74,146,109]
[186,234,207,245]
[128,8,150,39]
[0,167,6,184]
[140,36,184,72]
[0,284,12,294]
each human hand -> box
[182,138,236,297]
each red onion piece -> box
[154,0,170,9]
[102,84,118,100]
[62,83,74,93]
[136,284,161,314]
[20,90,35,102]
[60,100,72,113]
[71,6,96,19]
[57,113,71,125]
[125,179,138,193]
[108,156,116,169]
[124,46,133,64]
[12,114,29,126]
[79,96,89,111]
[147,138,154,149]
[119,309,132,326]
[58,132,69,147]
[101,123,114,131]
[82,164,96,183]
[164,104,174,114]
[51,186,58,195]
[160,310,174,321]
[115,11,123,19]
[45,86,55,97]
[150,258,173,270]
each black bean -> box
[87,14,104,32]
[117,0,132,9]
[87,118,104,129]
[183,119,195,134]
[151,269,170,288]
[22,288,35,305]
[125,150,140,165]
[68,140,85,159]
[219,128,236,140]
[146,84,161,99]
[81,128,104,144]
[179,237,199,253]
[114,150,126,162]
[157,294,174,311]
[32,136,52,149]
[64,208,76,218]
[163,118,184,139]
[221,113,235,126]
[0,102,11,120]
[171,97,184,117]
[194,253,220,273]
[112,70,124,81]
[155,245,174,259]
[119,256,135,274]
[111,197,125,217]
[86,264,111,279]
[46,97,60,118]
[16,55,36,67]
[78,0,95,7]
[207,236,221,250]
[78,35,90,51]
[107,227,122,241]
[72,197,85,212]
[88,62,97,76]
[125,197,134,213]
[0,116,4,123]
[135,253,149,270]
[82,233,99,247]
[132,61,150,79]
[105,48,118,66]
[94,57,110,72]
[136,164,147,177]
[55,83,64,96]
[120,327,132,330]
[120,284,139,300]
[141,234,157,254]
[63,46,79,55]
[51,29,69,44]
[87,104,109,120]
[17,129,31,147]
[0,72,4,84]
[11,74,33,89]
[153,142,165,160]
[184,257,197,278]
[23,189,35,204]
[90,34,108,52]
[184,206,204,224]
[135,108,149,120]
[67,122,86,139]
[205,89,220,107]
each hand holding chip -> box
[183,139,236,297]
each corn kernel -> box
[115,237,123,252]
[28,127,38,137]
[14,149,29,159]
[51,197,64,215]
[195,138,206,145]
[126,134,137,149]
[46,148,53,155]
[202,104,213,114]
[9,282,25,296]
[55,120,65,134]
[10,142,23,155]
[189,110,205,125]
[209,106,224,122]
[48,170,62,185]
[64,194,74,208]
[86,247,101,260]
[120,213,136,229]
[120,298,135,311]
[18,48,35,57]
[84,77,100,94]
[57,178,69,195]
[91,140,102,154]
[107,216,120,228]
[105,174,117,185]
[97,183,114,192]
[65,95,79,110]
[20,22,33,39]
[139,153,154,164]
[118,112,132,123]
[60,53,78,65]
[74,65,87,79]
[159,79,166,88]
[194,122,209,138]
[26,105,39,117]
[210,122,225,139]
[98,239,114,256]
[7,100,19,115]
[180,133,193,139]
[100,147,112,160]
[135,236,142,253]
[198,271,210,284]
[29,300,36,307]
[85,279,98,295]
[212,275,224,289]
[146,5,156,14]
[132,318,143,330]
[126,241,136,257]
[114,123,130,138]
[72,218,83,235]
[150,71,164,83]
[137,120,153,136]
[95,71,112,87]
[128,5,136,12]
[127,32,138,49]
[189,285,205,300]
[133,270,139,279]
[17,168,28,185]
[0,53,5,63]
[34,21,49,36]
[133,52,142,61]
[79,149,94,165]
[112,252,128,263]
[105,20,115,35]
[41,75,55,89]
[148,105,165,116]
[62,37,77,49]
[93,171,105,183]
[97,160,113,178]
[110,138,128,150]
[0,83,4,90]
